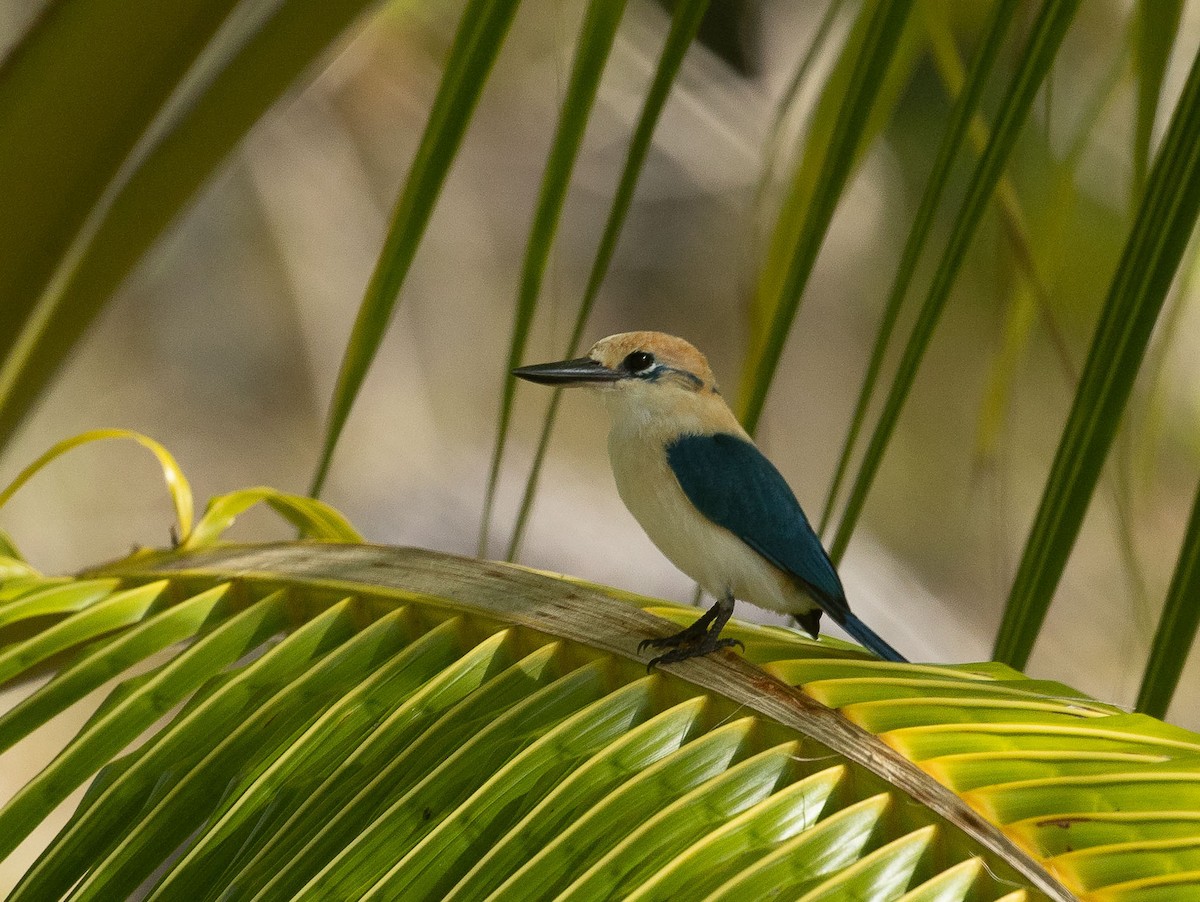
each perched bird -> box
[514,331,906,666]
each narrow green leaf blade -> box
[0,578,119,630]
[370,676,658,899]
[505,0,710,560]
[1137,478,1200,717]
[737,0,918,434]
[1134,0,1185,192]
[240,635,551,900]
[624,764,845,899]
[65,605,414,902]
[309,0,522,497]
[184,486,363,549]
[830,0,1083,563]
[966,773,1200,825]
[554,741,802,901]
[701,794,891,901]
[223,628,521,898]
[1053,835,1200,895]
[148,617,465,900]
[895,855,983,901]
[996,41,1200,668]
[0,0,237,362]
[0,583,235,755]
[819,0,1019,539]
[0,590,289,873]
[292,661,610,900]
[466,717,756,900]
[478,0,630,555]
[795,825,936,900]
[0,0,382,456]
[0,580,168,688]
[443,695,710,901]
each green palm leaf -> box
[5,540,1200,898]
[1133,0,1185,193]
[828,0,1082,563]
[504,0,712,561]
[0,0,385,457]
[996,38,1200,668]
[1137,479,1200,718]
[738,0,918,433]
[310,0,522,498]
[818,0,1020,542]
[478,0,631,555]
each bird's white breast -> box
[606,423,814,617]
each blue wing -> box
[666,432,849,619]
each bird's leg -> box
[639,593,743,667]
[638,603,717,652]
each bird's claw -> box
[638,623,709,654]
[643,637,744,671]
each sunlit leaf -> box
[3,543,1198,897]
[184,486,363,549]
[0,428,193,542]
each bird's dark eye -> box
[623,351,655,373]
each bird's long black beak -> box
[513,357,622,385]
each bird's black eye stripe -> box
[623,351,655,373]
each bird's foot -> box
[638,621,711,655]
[643,636,744,670]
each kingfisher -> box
[514,331,906,667]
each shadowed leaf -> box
[478,0,630,556]
[829,0,1083,564]
[307,0,523,498]
[995,41,1200,668]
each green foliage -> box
[1134,0,1185,193]
[0,0,383,455]
[819,0,1020,543]
[4,7,1200,892]
[996,40,1200,668]
[478,0,633,554]
[504,0,712,561]
[736,0,918,434]
[829,0,1082,563]
[9,541,1200,897]
[310,0,523,497]
[1136,479,1200,717]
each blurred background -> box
[1,0,1199,731]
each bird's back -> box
[607,423,825,619]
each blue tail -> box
[838,612,907,662]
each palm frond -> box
[1133,0,1185,193]
[829,0,1082,564]
[996,39,1200,668]
[477,0,631,555]
[737,0,918,433]
[3,541,1200,897]
[505,0,712,562]
[0,0,380,457]
[818,0,1020,542]
[310,0,522,498]
[1136,478,1200,718]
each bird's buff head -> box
[514,332,727,429]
